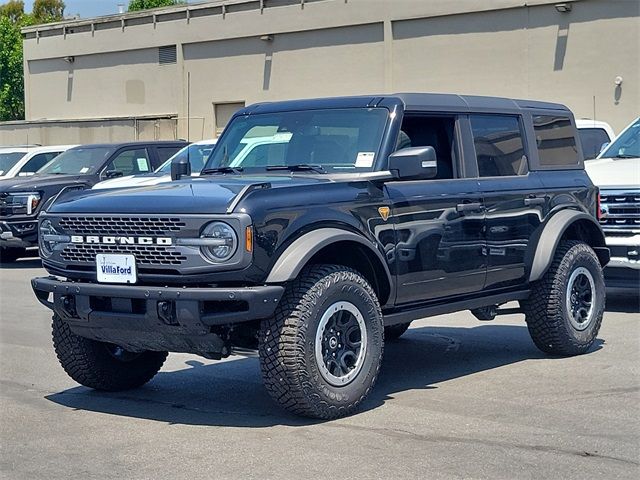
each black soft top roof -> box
[240,93,570,116]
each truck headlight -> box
[199,221,237,263]
[39,219,67,258]
[4,192,41,215]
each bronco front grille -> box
[599,191,640,234]
[61,244,187,266]
[58,216,186,236]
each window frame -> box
[466,113,531,179]
[526,110,584,171]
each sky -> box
[22,1,200,19]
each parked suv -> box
[585,117,640,291]
[31,94,608,419]
[0,144,76,179]
[0,141,186,262]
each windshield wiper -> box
[266,164,325,174]
[612,154,638,159]
[201,166,244,175]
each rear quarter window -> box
[533,115,580,167]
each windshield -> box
[0,152,27,175]
[600,118,640,159]
[204,108,389,173]
[157,142,217,174]
[37,147,112,175]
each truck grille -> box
[61,244,187,266]
[600,191,640,234]
[58,216,186,236]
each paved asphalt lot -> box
[1,255,638,480]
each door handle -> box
[524,196,546,206]
[456,202,484,213]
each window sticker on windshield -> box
[137,158,149,171]
[80,167,89,173]
[355,152,375,168]
[272,132,293,141]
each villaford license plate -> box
[96,254,137,284]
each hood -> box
[585,157,640,189]
[0,174,86,193]
[92,173,167,190]
[49,174,332,215]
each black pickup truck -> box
[0,141,186,262]
[31,94,609,419]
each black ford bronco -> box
[31,94,609,419]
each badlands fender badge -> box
[378,206,390,221]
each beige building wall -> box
[3,0,637,145]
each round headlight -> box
[200,221,237,263]
[39,219,57,258]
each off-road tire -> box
[384,322,411,341]
[523,240,605,356]
[0,247,25,263]
[259,264,384,419]
[52,314,168,391]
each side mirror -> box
[599,142,610,154]
[388,146,437,180]
[105,170,123,179]
[171,156,191,181]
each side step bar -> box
[383,290,530,327]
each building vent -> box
[158,45,177,65]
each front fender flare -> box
[529,210,608,282]
[265,228,391,285]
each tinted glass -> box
[600,118,640,159]
[157,143,217,174]
[579,128,610,160]
[533,115,580,166]
[470,115,527,177]
[0,152,27,175]
[105,149,151,176]
[20,152,60,174]
[156,146,182,164]
[38,147,112,175]
[205,108,389,173]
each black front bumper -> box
[0,220,38,248]
[32,277,284,356]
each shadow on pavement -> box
[606,293,640,314]
[45,324,603,427]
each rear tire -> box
[384,322,411,341]
[259,264,383,419]
[523,240,605,356]
[0,247,25,263]
[52,314,167,391]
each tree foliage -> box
[128,0,185,12]
[32,0,65,22]
[0,0,62,121]
[0,0,23,22]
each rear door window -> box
[578,128,611,160]
[533,115,580,167]
[470,115,528,177]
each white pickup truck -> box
[585,117,640,292]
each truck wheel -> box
[52,315,167,391]
[384,322,411,341]
[259,264,383,419]
[0,247,25,263]
[523,240,605,356]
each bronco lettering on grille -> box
[70,236,172,245]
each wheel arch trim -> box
[529,210,609,282]
[265,228,393,297]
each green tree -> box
[32,0,65,22]
[0,15,25,120]
[0,0,24,22]
[128,0,185,12]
